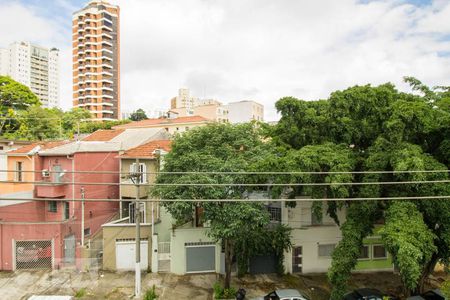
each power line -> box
[0,195,449,202]
[0,169,449,175]
[1,179,450,186]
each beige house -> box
[171,101,229,123]
[113,115,211,135]
[101,139,171,271]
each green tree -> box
[0,76,40,135]
[151,123,274,289]
[271,78,450,298]
[129,108,148,121]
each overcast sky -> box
[0,0,449,121]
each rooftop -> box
[7,141,70,155]
[113,116,210,129]
[121,140,171,159]
[82,129,125,141]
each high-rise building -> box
[72,0,120,121]
[170,88,198,113]
[0,42,60,108]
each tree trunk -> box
[224,238,234,289]
[417,256,439,294]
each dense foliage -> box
[151,123,289,288]
[0,76,130,140]
[129,108,148,121]
[270,78,450,298]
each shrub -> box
[143,285,158,300]
[213,282,237,299]
[74,288,86,298]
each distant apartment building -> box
[0,42,60,108]
[168,88,264,124]
[72,0,120,121]
[170,88,199,113]
[225,100,264,123]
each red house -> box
[0,128,170,271]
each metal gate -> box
[158,242,171,272]
[64,234,76,264]
[15,240,53,270]
[185,242,215,273]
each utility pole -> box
[134,159,141,298]
[81,187,85,247]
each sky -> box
[0,0,449,121]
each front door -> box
[292,246,302,273]
[64,234,76,264]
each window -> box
[129,163,147,184]
[358,245,370,259]
[48,201,57,213]
[84,228,91,236]
[129,202,145,223]
[15,161,23,182]
[64,202,70,220]
[373,245,387,259]
[318,244,335,257]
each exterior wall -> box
[102,223,152,271]
[72,1,120,120]
[283,201,393,274]
[0,221,71,271]
[0,155,34,197]
[283,200,344,274]
[226,100,264,123]
[48,48,60,108]
[170,226,221,275]
[120,158,158,200]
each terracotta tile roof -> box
[8,141,69,155]
[113,116,210,129]
[82,129,125,141]
[120,140,171,158]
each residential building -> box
[170,88,198,113]
[72,0,120,121]
[0,42,60,108]
[281,200,393,274]
[170,100,229,123]
[0,128,170,271]
[113,115,211,135]
[102,139,171,271]
[225,100,264,123]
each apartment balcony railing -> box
[35,176,68,198]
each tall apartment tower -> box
[72,0,120,121]
[0,42,60,108]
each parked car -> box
[407,289,446,300]
[343,288,396,300]
[252,289,310,300]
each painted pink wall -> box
[0,151,120,270]
[0,222,72,271]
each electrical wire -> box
[0,195,449,202]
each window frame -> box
[48,201,57,213]
[15,161,23,182]
[372,244,388,259]
[357,245,370,260]
[318,243,336,258]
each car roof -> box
[276,289,303,297]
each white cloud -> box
[2,0,450,121]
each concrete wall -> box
[102,224,152,271]
[0,221,71,271]
[283,200,344,274]
[0,155,34,196]
[170,227,221,275]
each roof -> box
[28,296,73,300]
[276,289,303,298]
[113,116,210,129]
[39,128,170,156]
[82,129,125,141]
[7,141,69,155]
[121,140,171,159]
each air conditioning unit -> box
[42,169,50,178]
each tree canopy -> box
[129,108,148,121]
[151,123,290,288]
[270,77,450,298]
